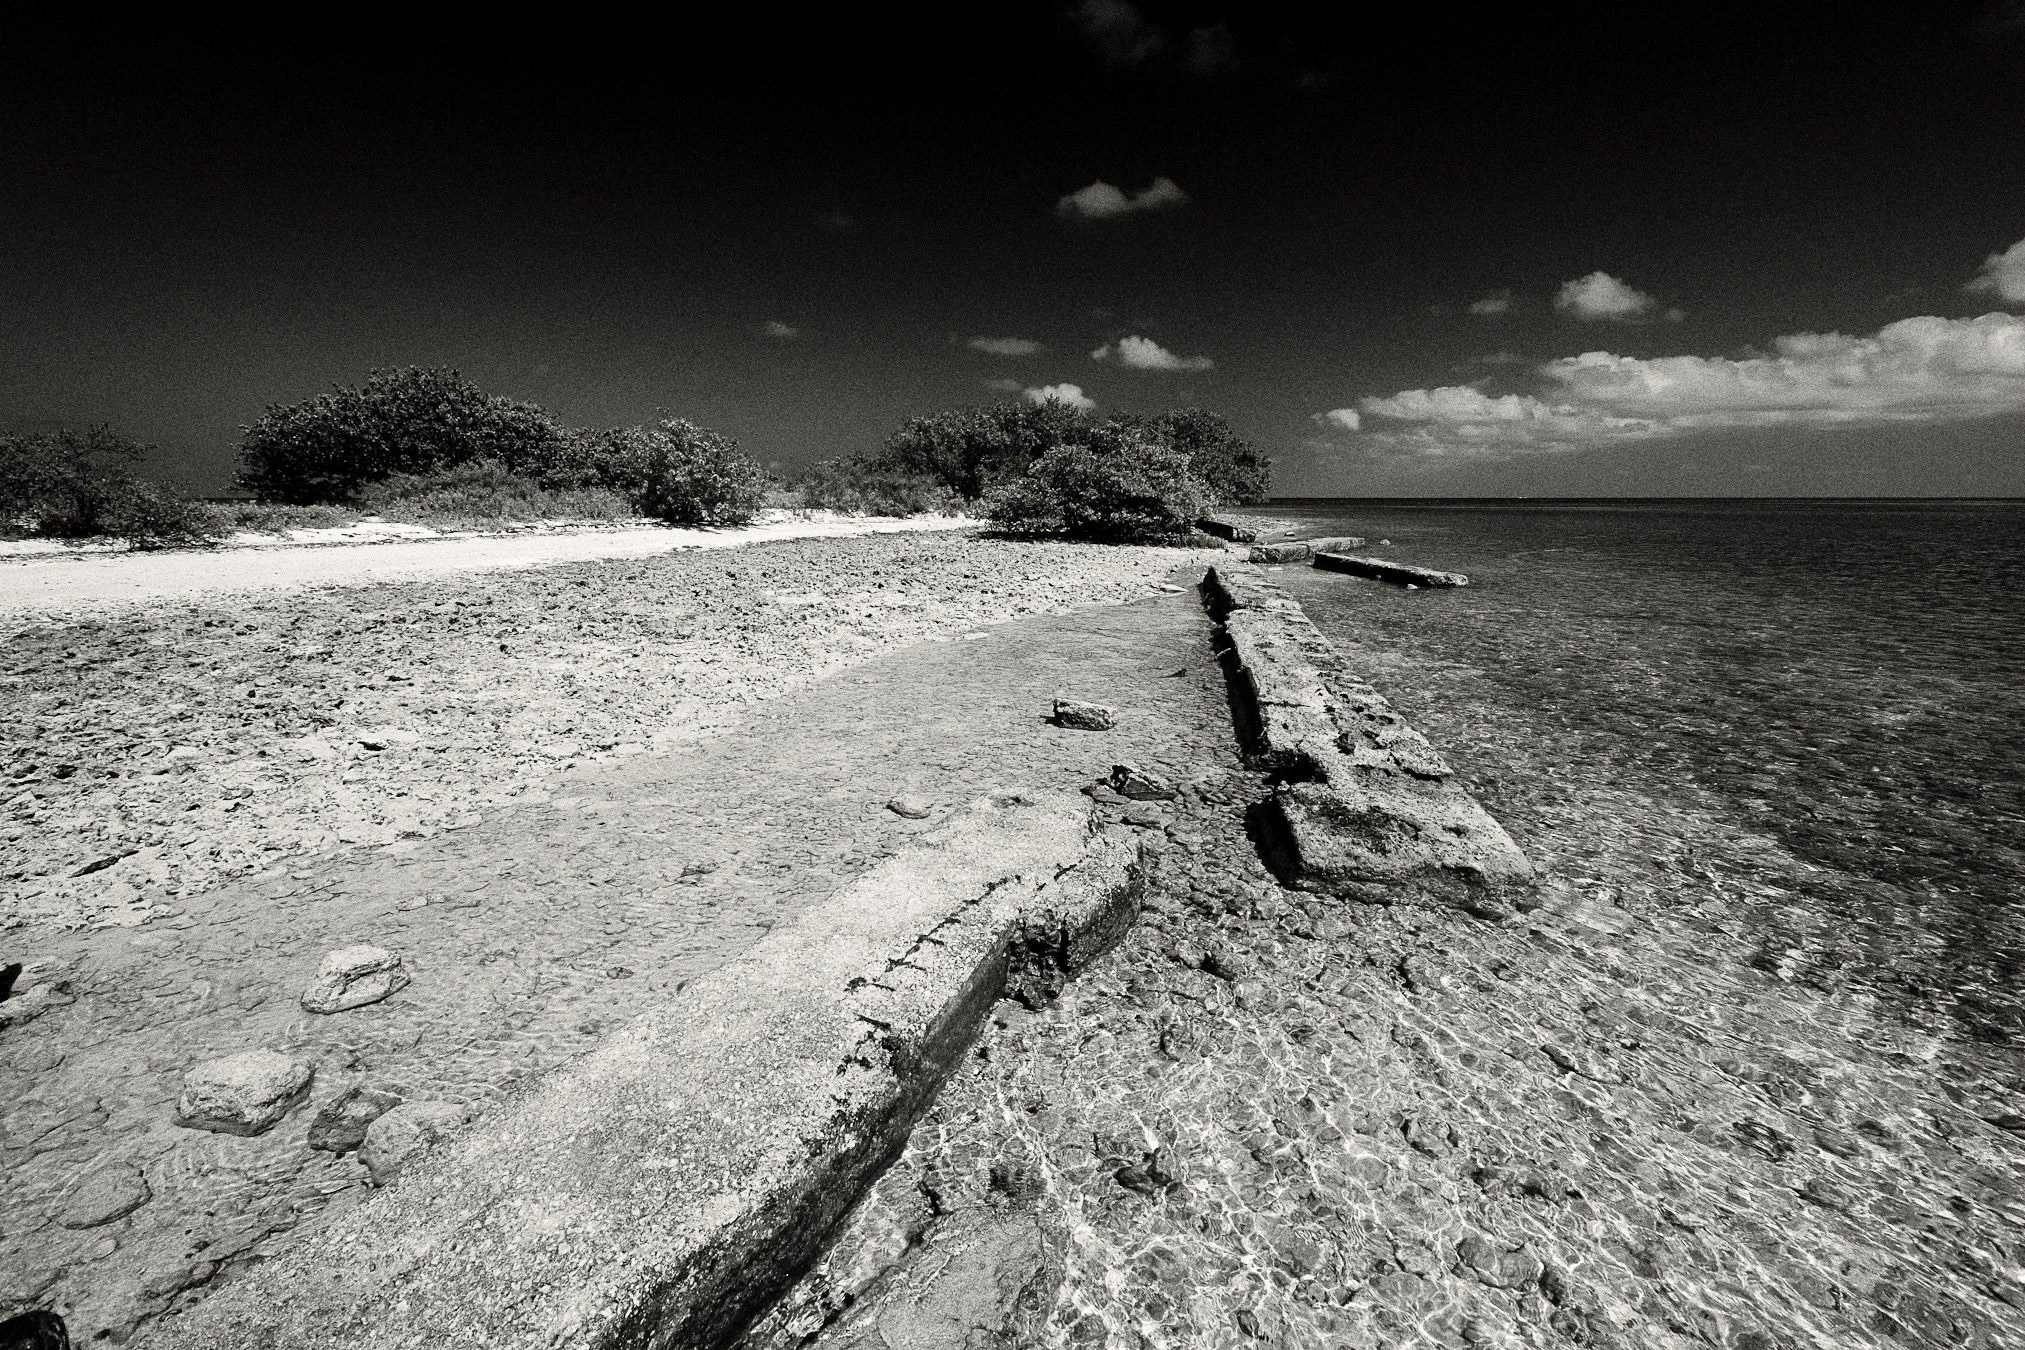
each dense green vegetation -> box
[802,399,1269,542]
[3,370,1269,548]
[0,426,220,547]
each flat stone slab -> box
[1247,536,1366,564]
[145,793,1143,1349]
[1195,516,1260,543]
[1313,553,1468,587]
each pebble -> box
[886,795,933,820]
[1107,762,1177,801]
[174,1050,314,1135]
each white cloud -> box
[1553,272,1673,323]
[1468,292,1513,316]
[1352,311,2025,458]
[968,336,1043,357]
[764,320,800,339]
[1090,335,1213,371]
[1056,177,1191,221]
[1024,383,1096,412]
[1968,236,2025,304]
[1313,408,1361,431]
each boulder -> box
[359,1101,468,1186]
[59,1161,151,1228]
[1260,782,1534,919]
[301,945,409,1014]
[1051,699,1115,731]
[307,1085,404,1153]
[174,1051,313,1136]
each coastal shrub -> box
[235,367,573,504]
[1134,408,1271,506]
[874,399,1090,499]
[629,417,768,526]
[795,458,963,516]
[983,430,1212,543]
[0,426,224,546]
[356,459,634,528]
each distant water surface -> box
[1245,499,2025,1047]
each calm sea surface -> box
[1239,499,2025,1049]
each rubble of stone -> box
[1313,551,1470,587]
[1246,535,1366,564]
[2,531,1199,931]
[1203,564,1532,918]
[142,795,1145,1350]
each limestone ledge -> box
[1202,564,1533,918]
[141,792,1143,1350]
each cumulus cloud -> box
[1968,236,2025,303]
[764,320,800,339]
[1553,272,1674,323]
[1468,292,1513,316]
[1056,177,1190,221]
[1024,382,1096,412]
[968,336,1043,357]
[1349,311,2025,457]
[1313,408,1361,431]
[1090,335,1213,371]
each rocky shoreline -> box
[2,530,1195,932]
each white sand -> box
[0,513,972,617]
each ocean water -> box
[1246,499,2025,1049]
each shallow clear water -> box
[1252,499,2025,1047]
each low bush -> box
[630,418,769,526]
[1,426,223,547]
[983,429,1212,543]
[356,459,634,529]
[236,367,573,504]
[212,502,359,532]
[795,458,964,516]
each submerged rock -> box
[307,1085,404,1154]
[59,1161,151,1229]
[174,1050,313,1136]
[301,945,409,1014]
[358,1100,468,1186]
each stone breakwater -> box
[2,531,1197,931]
[1204,565,1532,919]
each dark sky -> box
[5,3,2024,496]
